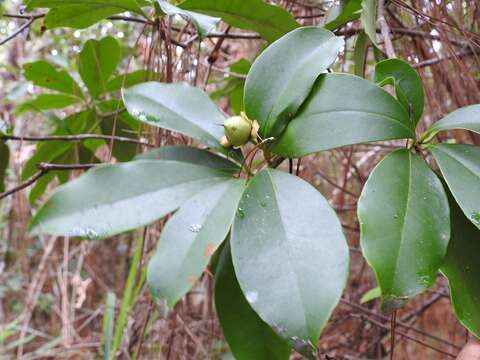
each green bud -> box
[223,114,252,148]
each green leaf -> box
[231,169,349,357]
[324,0,362,30]
[360,287,381,304]
[17,94,82,114]
[122,82,225,148]
[101,292,116,360]
[375,58,424,126]
[104,70,149,93]
[157,0,220,37]
[23,61,83,98]
[430,144,480,229]
[353,31,370,77]
[136,145,240,174]
[26,0,144,29]
[0,141,9,193]
[79,37,121,99]
[426,104,480,136]
[179,0,299,42]
[360,0,377,45]
[215,242,291,360]
[147,179,244,307]
[244,27,343,138]
[273,73,414,157]
[97,100,139,162]
[441,190,480,338]
[29,160,233,238]
[358,149,450,313]
[22,142,72,180]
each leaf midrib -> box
[265,170,311,338]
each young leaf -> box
[431,144,480,229]
[0,141,9,193]
[353,31,370,77]
[272,73,414,157]
[136,145,240,174]
[324,0,363,30]
[29,160,233,238]
[441,190,480,338]
[375,58,424,126]
[105,70,150,93]
[26,0,145,29]
[231,169,349,357]
[244,27,343,138]
[215,242,291,360]
[23,61,83,98]
[426,104,480,136]
[360,287,381,304]
[147,179,244,307]
[122,82,225,148]
[358,149,450,313]
[156,0,220,37]
[179,0,299,42]
[79,37,121,99]
[360,0,377,45]
[17,94,82,113]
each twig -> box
[0,16,35,46]
[413,48,476,68]
[1,134,155,147]
[0,170,46,201]
[377,0,396,58]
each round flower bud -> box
[223,115,252,148]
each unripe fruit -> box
[223,114,252,148]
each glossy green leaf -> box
[273,74,414,157]
[215,242,291,360]
[431,144,480,229]
[360,287,381,304]
[104,70,149,93]
[179,0,299,42]
[426,104,480,136]
[231,169,349,357]
[244,27,343,138]
[375,58,424,126]
[79,37,121,98]
[29,160,233,238]
[23,61,83,97]
[26,0,144,29]
[148,179,244,307]
[354,31,370,77]
[441,190,480,338]
[157,1,220,37]
[324,0,362,30]
[0,141,9,193]
[122,82,225,148]
[358,149,450,313]
[136,145,240,174]
[360,0,377,45]
[17,94,81,114]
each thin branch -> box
[413,48,476,68]
[1,134,155,147]
[0,16,35,46]
[0,170,46,200]
[377,0,396,58]
[0,162,97,201]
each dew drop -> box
[470,212,480,226]
[189,224,202,233]
[237,207,245,218]
[245,291,258,304]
